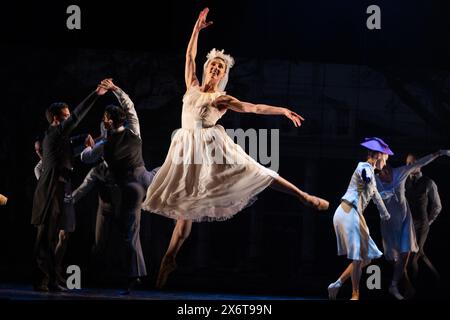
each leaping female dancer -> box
[142,8,329,289]
[328,138,392,300]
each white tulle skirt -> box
[142,125,278,222]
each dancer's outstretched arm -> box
[185,8,213,89]
[61,86,107,136]
[397,150,450,182]
[411,150,449,169]
[214,95,305,127]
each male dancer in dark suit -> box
[405,153,442,281]
[81,79,153,293]
[34,134,89,286]
[31,84,107,292]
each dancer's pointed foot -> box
[156,255,177,289]
[389,285,404,300]
[350,292,360,300]
[328,280,342,300]
[301,193,329,211]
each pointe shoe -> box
[156,256,177,289]
[328,281,341,300]
[389,285,404,300]
[303,194,329,211]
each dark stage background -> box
[0,0,450,299]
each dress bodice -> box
[341,162,378,212]
[341,162,390,222]
[181,85,226,129]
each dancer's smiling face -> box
[376,154,389,171]
[377,154,393,182]
[204,58,227,87]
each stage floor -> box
[0,284,322,300]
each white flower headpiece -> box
[202,48,234,92]
[206,48,235,69]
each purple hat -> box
[360,137,394,155]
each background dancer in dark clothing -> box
[34,134,89,286]
[70,161,119,265]
[81,79,153,294]
[405,153,443,281]
[69,161,159,282]
[31,85,106,292]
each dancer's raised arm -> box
[398,149,450,181]
[185,8,213,89]
[61,86,107,136]
[214,95,305,127]
[100,79,141,139]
